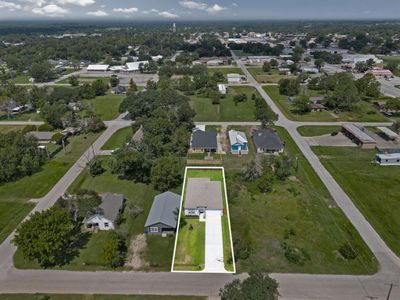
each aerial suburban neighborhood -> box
[0,1,400,299]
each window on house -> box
[104,223,109,228]
[150,227,159,233]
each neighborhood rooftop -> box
[342,124,375,143]
[228,129,248,146]
[252,128,284,151]
[144,191,181,228]
[98,193,124,222]
[191,130,217,149]
[184,178,223,211]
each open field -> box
[82,94,125,121]
[190,86,265,122]
[312,146,400,257]
[0,295,205,300]
[58,76,111,84]
[0,132,101,244]
[101,127,132,150]
[225,127,378,274]
[248,68,296,83]
[14,156,177,271]
[263,85,388,122]
[297,125,342,137]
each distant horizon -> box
[1,0,400,21]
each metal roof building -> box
[342,124,376,149]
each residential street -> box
[0,57,400,299]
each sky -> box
[0,0,400,21]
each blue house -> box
[228,130,248,155]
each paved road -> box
[1,59,400,298]
[0,120,45,125]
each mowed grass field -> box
[297,125,342,137]
[101,127,133,150]
[15,156,178,271]
[82,94,125,121]
[190,86,260,121]
[225,127,378,274]
[248,68,297,83]
[263,85,387,122]
[312,146,400,257]
[0,132,101,244]
[0,295,205,300]
[0,125,26,134]
[0,111,43,121]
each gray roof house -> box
[252,128,284,154]
[27,131,55,143]
[144,191,181,235]
[184,178,223,216]
[191,129,218,152]
[112,85,127,94]
[83,193,124,231]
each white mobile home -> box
[375,153,400,166]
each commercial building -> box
[342,124,376,149]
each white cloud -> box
[158,11,179,18]
[232,2,238,7]
[113,7,138,13]
[87,9,108,16]
[0,0,22,10]
[207,4,226,13]
[179,0,207,10]
[57,0,95,6]
[179,1,226,14]
[32,4,68,16]
[151,8,159,13]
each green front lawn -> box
[174,218,206,271]
[0,295,205,300]
[297,126,342,137]
[248,68,296,83]
[313,146,400,257]
[82,94,125,121]
[0,125,26,134]
[190,86,260,121]
[0,111,43,121]
[101,127,133,150]
[226,127,378,274]
[0,132,101,244]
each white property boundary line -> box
[171,166,236,274]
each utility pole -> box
[385,283,399,300]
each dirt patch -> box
[219,125,229,154]
[126,234,148,270]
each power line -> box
[385,283,399,300]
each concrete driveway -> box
[204,210,226,273]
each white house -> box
[87,64,109,72]
[218,84,227,95]
[83,193,124,231]
[123,61,149,72]
[227,73,241,84]
[375,153,400,166]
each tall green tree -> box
[151,156,182,192]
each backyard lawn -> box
[0,132,101,244]
[312,146,400,257]
[0,295,205,300]
[101,127,133,150]
[263,85,388,122]
[297,125,342,137]
[248,68,296,83]
[82,94,125,121]
[225,127,378,274]
[190,86,261,121]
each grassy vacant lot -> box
[0,125,26,134]
[264,85,387,122]
[0,295,205,300]
[226,127,378,274]
[101,127,132,150]
[190,86,260,121]
[297,125,342,137]
[0,132,101,244]
[248,68,296,84]
[15,156,176,271]
[313,146,400,257]
[58,76,111,84]
[0,111,43,121]
[82,94,125,121]
[174,218,206,271]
